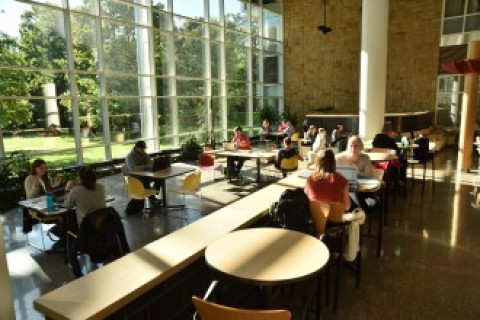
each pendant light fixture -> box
[318,0,332,34]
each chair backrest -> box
[183,170,202,192]
[126,176,147,199]
[192,296,291,320]
[78,207,126,263]
[290,132,299,142]
[328,202,345,223]
[199,153,215,166]
[309,200,330,235]
[371,147,396,155]
[280,157,298,171]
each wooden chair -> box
[192,296,291,320]
[309,201,361,312]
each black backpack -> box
[273,188,314,235]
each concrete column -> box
[43,83,60,127]
[359,0,389,141]
[0,220,15,319]
[458,41,480,171]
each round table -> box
[205,228,329,285]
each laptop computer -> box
[153,155,171,171]
[297,169,313,179]
[337,166,359,191]
[223,142,235,151]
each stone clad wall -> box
[283,0,442,120]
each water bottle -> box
[401,136,409,148]
[234,141,239,151]
[46,193,55,212]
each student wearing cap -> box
[125,140,153,174]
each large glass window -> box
[0,0,283,164]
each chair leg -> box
[422,162,427,195]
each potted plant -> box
[180,136,203,161]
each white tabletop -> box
[205,228,329,285]
[215,149,278,159]
[129,162,197,180]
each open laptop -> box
[223,142,235,151]
[153,156,171,171]
[337,166,359,191]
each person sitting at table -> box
[282,120,295,138]
[275,137,303,169]
[306,125,317,141]
[304,149,351,211]
[261,119,271,134]
[336,136,373,177]
[125,140,160,205]
[64,167,130,277]
[24,159,64,250]
[372,123,407,184]
[312,128,328,153]
[335,136,374,213]
[227,126,251,178]
[125,140,153,175]
[64,167,107,224]
[305,150,365,261]
[277,119,288,132]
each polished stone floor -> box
[2,148,480,319]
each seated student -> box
[277,119,288,132]
[24,159,64,249]
[305,150,364,262]
[304,150,351,211]
[64,167,129,277]
[275,137,303,169]
[282,121,295,138]
[125,140,153,175]
[306,125,317,141]
[336,136,373,177]
[312,128,328,153]
[261,119,271,134]
[227,126,251,178]
[373,123,407,183]
[64,167,107,224]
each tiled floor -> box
[2,148,480,319]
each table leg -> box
[256,158,261,182]
[161,179,167,208]
[377,188,384,257]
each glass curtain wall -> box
[0,0,283,165]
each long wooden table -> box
[33,183,292,319]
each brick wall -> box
[284,0,442,120]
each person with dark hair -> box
[372,123,398,151]
[65,167,106,223]
[227,126,251,178]
[275,137,303,169]
[372,123,407,184]
[24,159,62,199]
[304,150,351,211]
[23,159,64,247]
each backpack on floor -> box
[273,188,314,235]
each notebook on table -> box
[337,166,359,191]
